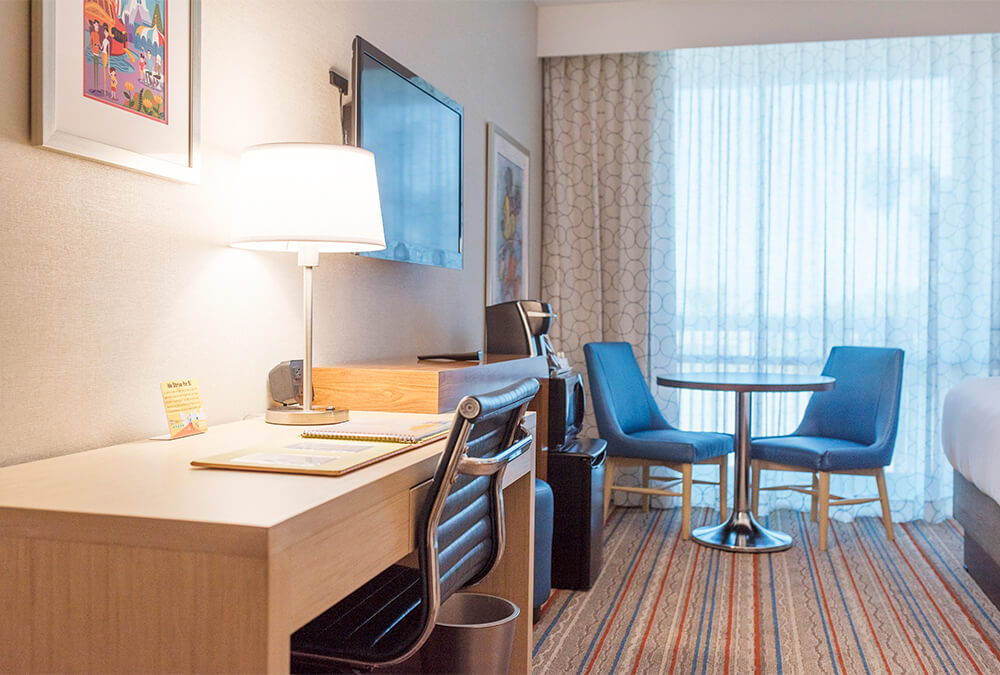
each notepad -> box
[301,413,453,444]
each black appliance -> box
[548,438,607,590]
[547,371,585,452]
[485,300,556,360]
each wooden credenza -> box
[311,355,548,414]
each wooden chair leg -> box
[642,465,651,513]
[681,463,692,540]
[751,460,761,514]
[876,467,894,542]
[603,457,616,523]
[718,454,728,522]
[810,473,819,523]
[818,471,830,551]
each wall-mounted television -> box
[349,36,463,269]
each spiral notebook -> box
[301,413,453,444]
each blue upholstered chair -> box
[584,342,731,539]
[750,346,904,551]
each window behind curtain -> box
[648,35,1000,521]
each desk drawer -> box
[274,490,411,631]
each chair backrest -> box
[398,378,539,663]
[584,342,670,438]
[796,346,904,453]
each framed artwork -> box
[31,0,201,182]
[485,123,530,305]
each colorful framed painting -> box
[31,0,200,182]
[486,123,530,305]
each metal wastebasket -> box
[419,592,520,674]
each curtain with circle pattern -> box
[541,52,657,408]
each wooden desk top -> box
[0,414,436,526]
[0,412,533,560]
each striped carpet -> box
[533,507,1000,674]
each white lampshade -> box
[231,143,385,253]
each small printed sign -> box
[160,378,207,439]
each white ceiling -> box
[534,0,626,6]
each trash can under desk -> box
[547,437,607,590]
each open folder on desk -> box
[191,434,447,477]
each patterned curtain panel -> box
[543,34,1000,522]
[541,53,658,421]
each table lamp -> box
[231,143,385,424]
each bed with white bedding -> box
[943,376,1000,607]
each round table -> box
[656,372,835,553]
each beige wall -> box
[0,0,541,465]
[538,1,1000,56]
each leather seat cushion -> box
[751,435,884,471]
[290,564,424,666]
[614,429,732,463]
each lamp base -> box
[265,406,349,426]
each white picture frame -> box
[485,122,530,305]
[31,0,201,183]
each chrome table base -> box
[700,389,792,553]
[657,373,835,554]
[692,509,792,553]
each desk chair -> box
[584,342,731,539]
[750,346,904,551]
[290,378,539,672]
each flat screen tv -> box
[350,36,463,269]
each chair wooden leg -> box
[718,454,728,522]
[603,457,616,523]
[876,467,894,542]
[681,463,692,540]
[751,460,760,514]
[810,473,819,523]
[818,471,830,551]
[642,466,651,513]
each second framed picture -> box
[486,122,530,305]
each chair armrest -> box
[458,434,532,476]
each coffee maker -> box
[485,300,565,370]
[486,300,581,450]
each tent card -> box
[160,378,207,439]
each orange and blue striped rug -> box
[533,507,1000,674]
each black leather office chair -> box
[290,378,540,673]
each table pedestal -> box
[691,391,792,553]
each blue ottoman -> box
[534,478,554,618]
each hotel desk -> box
[0,413,536,673]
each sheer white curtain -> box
[649,35,1000,522]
